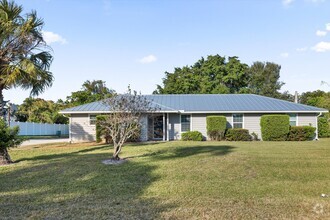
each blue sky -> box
[5,0,330,103]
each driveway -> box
[21,138,70,146]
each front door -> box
[153,115,163,139]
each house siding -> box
[169,113,180,140]
[70,114,96,142]
[298,113,317,127]
[244,113,263,139]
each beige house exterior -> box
[60,94,327,142]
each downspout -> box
[315,112,322,140]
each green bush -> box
[96,115,112,143]
[206,116,227,140]
[287,126,316,141]
[318,114,330,138]
[225,128,252,141]
[181,131,203,141]
[260,115,290,141]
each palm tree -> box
[0,0,53,164]
[0,0,54,111]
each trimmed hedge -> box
[260,115,290,141]
[225,128,252,141]
[181,131,203,141]
[206,116,227,141]
[287,126,316,141]
[318,114,330,138]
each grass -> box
[1,139,330,219]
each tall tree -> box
[16,97,68,124]
[0,0,53,114]
[247,62,284,98]
[154,55,249,94]
[0,0,53,163]
[66,80,114,106]
[300,90,330,110]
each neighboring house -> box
[59,94,328,142]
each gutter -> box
[315,112,323,141]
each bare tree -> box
[99,90,158,160]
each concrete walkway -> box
[21,138,70,146]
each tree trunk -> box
[0,148,13,164]
[112,144,121,160]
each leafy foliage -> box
[0,0,53,113]
[300,90,330,111]
[15,97,68,124]
[260,115,290,141]
[287,126,316,141]
[0,118,23,164]
[206,116,227,140]
[155,55,249,94]
[65,80,114,106]
[154,55,285,100]
[181,131,203,141]
[318,114,330,138]
[247,62,284,98]
[225,128,252,141]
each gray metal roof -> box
[60,94,328,113]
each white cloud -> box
[326,23,330,31]
[296,47,308,52]
[311,41,330,52]
[138,55,157,64]
[42,31,67,45]
[316,30,327,36]
[280,52,289,58]
[282,0,295,6]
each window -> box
[181,115,191,132]
[89,115,97,125]
[289,114,297,126]
[233,114,243,128]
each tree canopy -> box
[0,0,53,112]
[154,54,285,99]
[65,80,115,106]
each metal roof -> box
[59,94,328,114]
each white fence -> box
[9,121,69,136]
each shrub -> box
[96,115,112,143]
[181,131,203,141]
[225,128,252,141]
[206,116,227,140]
[260,115,290,141]
[318,114,330,138]
[287,126,316,141]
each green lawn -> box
[1,140,330,219]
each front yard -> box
[1,140,330,219]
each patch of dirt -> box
[102,159,127,165]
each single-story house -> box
[59,94,328,142]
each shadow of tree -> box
[126,145,235,161]
[0,151,174,219]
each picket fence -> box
[9,121,69,136]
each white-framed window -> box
[233,114,243,128]
[181,115,191,132]
[289,113,297,126]
[89,114,97,125]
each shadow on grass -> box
[0,151,174,219]
[127,145,235,160]
[15,145,110,163]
